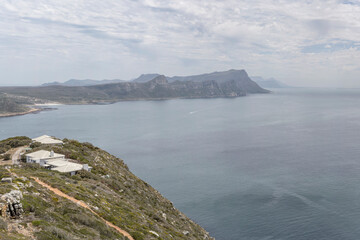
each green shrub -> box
[44,225,74,240]
[0,147,9,154]
[0,136,31,148]
[131,231,145,240]
[3,154,10,161]
[30,142,41,148]
[32,220,47,227]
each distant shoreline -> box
[0,107,56,118]
[0,92,269,118]
[0,108,41,118]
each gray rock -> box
[1,190,23,204]
[1,190,24,218]
[149,230,160,237]
[183,230,190,236]
[1,177,12,183]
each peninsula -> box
[0,69,269,117]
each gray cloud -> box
[22,17,92,29]
[307,19,332,36]
[22,17,141,45]
[0,0,360,87]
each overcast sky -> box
[1,0,360,87]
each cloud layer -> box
[1,0,360,86]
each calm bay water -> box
[2,88,360,239]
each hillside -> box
[0,94,55,117]
[0,70,269,104]
[0,94,42,117]
[0,95,29,114]
[132,74,161,83]
[0,136,213,240]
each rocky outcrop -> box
[0,190,24,218]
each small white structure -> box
[25,150,65,164]
[25,150,91,175]
[32,135,63,145]
[46,160,91,176]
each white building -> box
[25,150,92,176]
[32,135,63,145]
[26,150,65,164]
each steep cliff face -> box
[168,69,269,94]
[0,137,213,240]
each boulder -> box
[1,178,12,183]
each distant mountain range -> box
[250,76,290,88]
[1,69,269,104]
[43,70,289,89]
[132,74,161,83]
[42,79,125,87]
[42,74,161,86]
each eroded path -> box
[31,177,134,240]
[12,146,25,164]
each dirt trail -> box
[12,146,25,165]
[31,177,134,240]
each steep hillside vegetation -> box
[0,137,213,240]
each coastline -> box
[0,108,41,118]
[0,93,271,118]
[0,107,56,118]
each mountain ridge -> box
[42,69,275,88]
[1,70,269,105]
[42,79,125,87]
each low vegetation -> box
[0,137,213,240]
[0,136,32,154]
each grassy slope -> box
[0,138,212,240]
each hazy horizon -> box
[1,1,360,87]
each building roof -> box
[33,135,63,144]
[46,159,87,173]
[25,150,64,160]
[52,162,84,173]
[46,159,70,167]
[26,150,92,174]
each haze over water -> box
[2,88,360,240]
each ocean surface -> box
[2,88,360,240]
